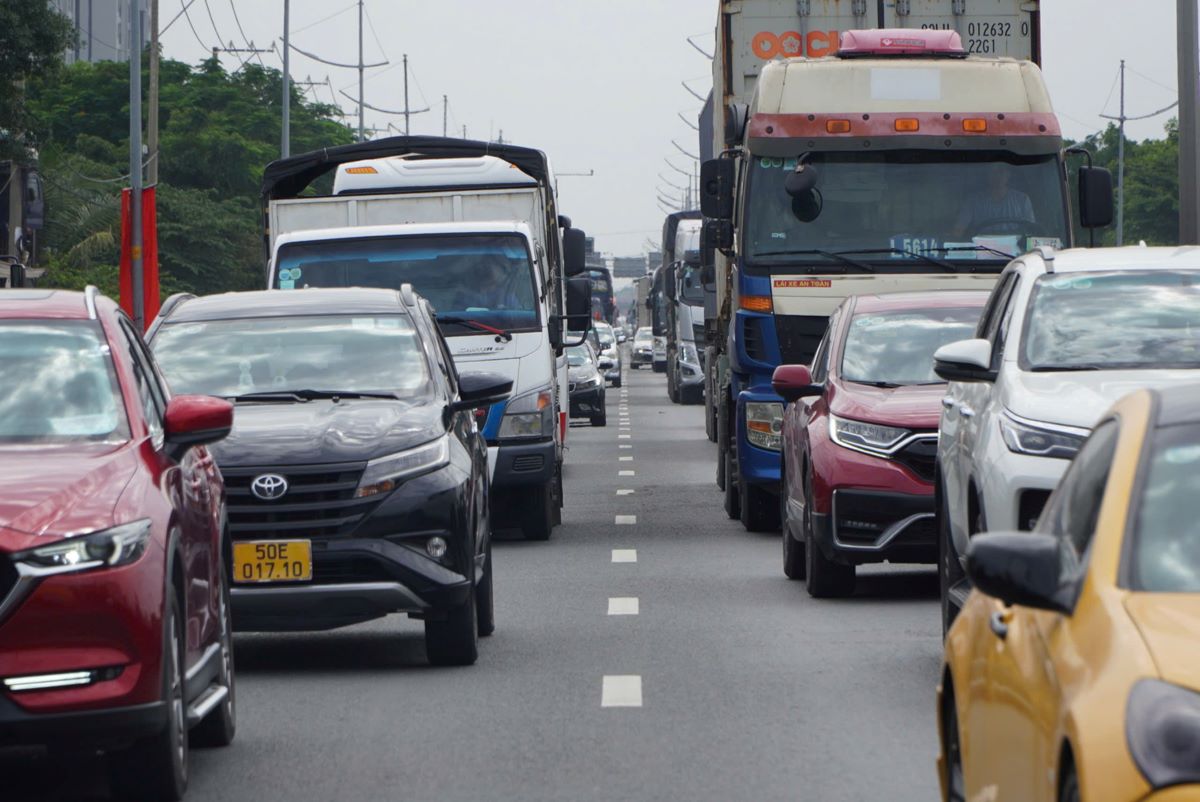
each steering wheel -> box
[972,217,1051,238]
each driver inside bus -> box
[952,162,1036,238]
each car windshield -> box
[567,346,593,367]
[151,314,430,399]
[0,322,128,444]
[634,329,652,343]
[841,307,983,386]
[680,263,705,304]
[1131,424,1200,592]
[595,325,615,346]
[274,234,539,336]
[744,152,1069,272]
[1022,271,1200,371]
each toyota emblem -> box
[250,474,289,501]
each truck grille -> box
[742,317,768,363]
[893,435,939,483]
[222,462,379,540]
[775,315,829,367]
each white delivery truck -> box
[261,137,591,541]
[663,215,706,405]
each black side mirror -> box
[8,262,26,289]
[558,214,573,230]
[1079,166,1115,230]
[566,276,592,320]
[966,532,1076,614]
[702,218,733,251]
[23,172,45,231]
[664,266,677,302]
[700,159,735,220]
[563,228,587,276]
[451,371,513,412]
[724,102,749,147]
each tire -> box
[723,446,740,520]
[805,513,855,598]
[942,687,967,802]
[1059,764,1080,802]
[591,405,607,427]
[939,479,964,637]
[782,468,806,580]
[110,593,188,802]
[613,376,622,388]
[424,578,479,666]
[476,539,495,638]
[190,571,236,748]
[740,479,781,532]
[705,384,717,443]
[653,361,666,374]
[521,480,555,541]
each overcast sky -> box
[158,0,1190,256]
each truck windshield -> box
[679,264,705,305]
[743,152,1069,273]
[275,234,540,336]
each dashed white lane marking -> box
[615,515,637,525]
[619,444,632,449]
[611,549,637,563]
[618,470,636,476]
[619,456,633,462]
[619,434,631,439]
[616,489,635,495]
[601,675,643,708]
[607,597,639,616]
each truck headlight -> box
[499,386,555,440]
[829,414,910,456]
[746,402,784,451]
[14,520,153,576]
[999,413,1086,460]
[680,343,699,364]
[356,435,450,497]
[1127,679,1200,788]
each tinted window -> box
[680,264,705,304]
[567,345,594,366]
[151,314,430,398]
[1038,419,1119,559]
[840,307,982,386]
[1130,424,1200,592]
[1022,271,1200,370]
[0,322,128,443]
[809,319,835,384]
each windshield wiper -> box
[835,248,960,273]
[753,249,873,273]
[435,316,514,342]
[1029,364,1104,373]
[850,380,903,389]
[937,244,1018,261]
[229,389,399,403]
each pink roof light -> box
[838,28,967,58]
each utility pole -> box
[282,0,290,156]
[462,124,467,139]
[129,0,144,328]
[403,54,410,135]
[357,0,365,141]
[73,0,81,62]
[147,0,159,186]
[443,95,448,137]
[1179,0,1200,244]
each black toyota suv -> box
[147,286,510,666]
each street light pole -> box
[282,0,290,157]
[1179,0,1200,244]
[357,0,365,141]
[129,0,145,329]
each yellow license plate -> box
[232,540,312,584]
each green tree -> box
[0,0,74,159]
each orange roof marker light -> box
[826,120,852,134]
[740,295,774,313]
[963,119,989,133]
[344,166,378,174]
[894,118,920,132]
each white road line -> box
[619,444,632,449]
[616,489,635,495]
[619,434,631,439]
[618,470,635,476]
[619,456,633,462]
[607,597,639,616]
[615,514,637,525]
[611,548,637,563]
[601,675,643,708]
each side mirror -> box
[617,332,627,343]
[164,395,234,460]
[724,102,749,146]
[664,266,677,302]
[563,228,587,276]
[702,218,733,252]
[558,214,573,230]
[7,262,27,289]
[1078,166,1115,230]
[566,276,591,319]
[772,364,822,403]
[700,159,735,220]
[933,338,996,383]
[451,371,513,412]
[966,532,1075,614]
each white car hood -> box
[1001,367,1200,429]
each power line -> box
[161,0,200,37]
[293,2,357,35]
[229,0,269,69]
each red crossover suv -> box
[0,288,235,801]
[773,292,988,598]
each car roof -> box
[164,288,406,322]
[1020,245,1200,274]
[1154,384,1200,428]
[847,290,991,314]
[0,289,93,320]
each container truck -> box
[701,0,1114,532]
[661,212,706,404]
[260,136,591,541]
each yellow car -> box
[937,386,1200,802]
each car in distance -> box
[567,343,607,427]
[773,292,988,597]
[935,246,1200,633]
[939,385,1200,802]
[148,287,511,665]
[631,327,653,369]
[0,287,235,801]
[593,320,623,387]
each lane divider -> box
[611,549,637,563]
[607,597,639,616]
[601,675,642,708]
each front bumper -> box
[976,448,1069,534]
[0,695,165,747]
[490,438,556,488]
[631,349,653,365]
[735,384,781,488]
[569,386,605,418]
[809,490,936,566]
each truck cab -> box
[664,216,706,405]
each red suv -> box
[0,288,235,800]
[773,292,988,598]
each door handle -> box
[942,397,957,410]
[959,405,975,419]
[989,609,1011,640]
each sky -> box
[156,0,1189,257]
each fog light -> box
[426,537,448,559]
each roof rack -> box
[83,285,100,319]
[400,283,417,307]
[157,292,197,321]
[1035,245,1056,273]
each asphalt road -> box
[4,358,944,802]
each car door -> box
[974,419,1119,802]
[798,309,838,496]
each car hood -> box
[1002,369,1200,430]
[0,443,139,547]
[828,382,946,430]
[1125,594,1200,690]
[211,398,445,468]
[568,366,598,382]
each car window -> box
[809,316,836,384]
[840,307,982,386]
[119,318,166,443]
[1129,423,1200,592]
[975,270,1017,342]
[1037,419,1119,562]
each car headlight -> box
[356,435,450,498]
[499,385,555,440]
[14,520,153,576]
[746,402,784,452]
[829,414,911,456]
[1127,679,1200,788]
[999,413,1086,460]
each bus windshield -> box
[275,234,540,336]
[743,152,1069,273]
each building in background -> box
[51,0,146,64]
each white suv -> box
[934,246,1200,633]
